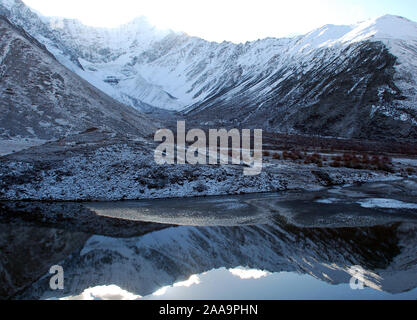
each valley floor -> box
[0,130,416,201]
[0,138,49,157]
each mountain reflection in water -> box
[1,181,417,300]
[0,215,416,300]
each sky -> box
[22,0,417,43]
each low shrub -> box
[272,153,281,160]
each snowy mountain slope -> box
[0,15,157,141]
[1,0,417,138]
[186,38,417,139]
[51,14,417,126]
[0,0,183,111]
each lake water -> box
[1,179,417,300]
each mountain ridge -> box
[1,0,417,139]
[0,14,157,141]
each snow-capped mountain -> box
[1,0,417,138]
[0,14,156,141]
[0,0,185,111]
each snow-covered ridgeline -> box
[1,0,416,112]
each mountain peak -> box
[375,14,413,23]
[371,14,417,38]
[341,14,417,43]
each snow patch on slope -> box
[358,198,417,209]
[342,15,417,43]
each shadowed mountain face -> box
[0,16,157,141]
[0,221,90,300]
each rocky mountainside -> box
[1,0,417,139]
[186,16,417,140]
[0,14,157,141]
[0,0,180,112]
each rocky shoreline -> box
[1,131,416,202]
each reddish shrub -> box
[406,167,415,175]
[331,161,342,168]
[272,153,281,160]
